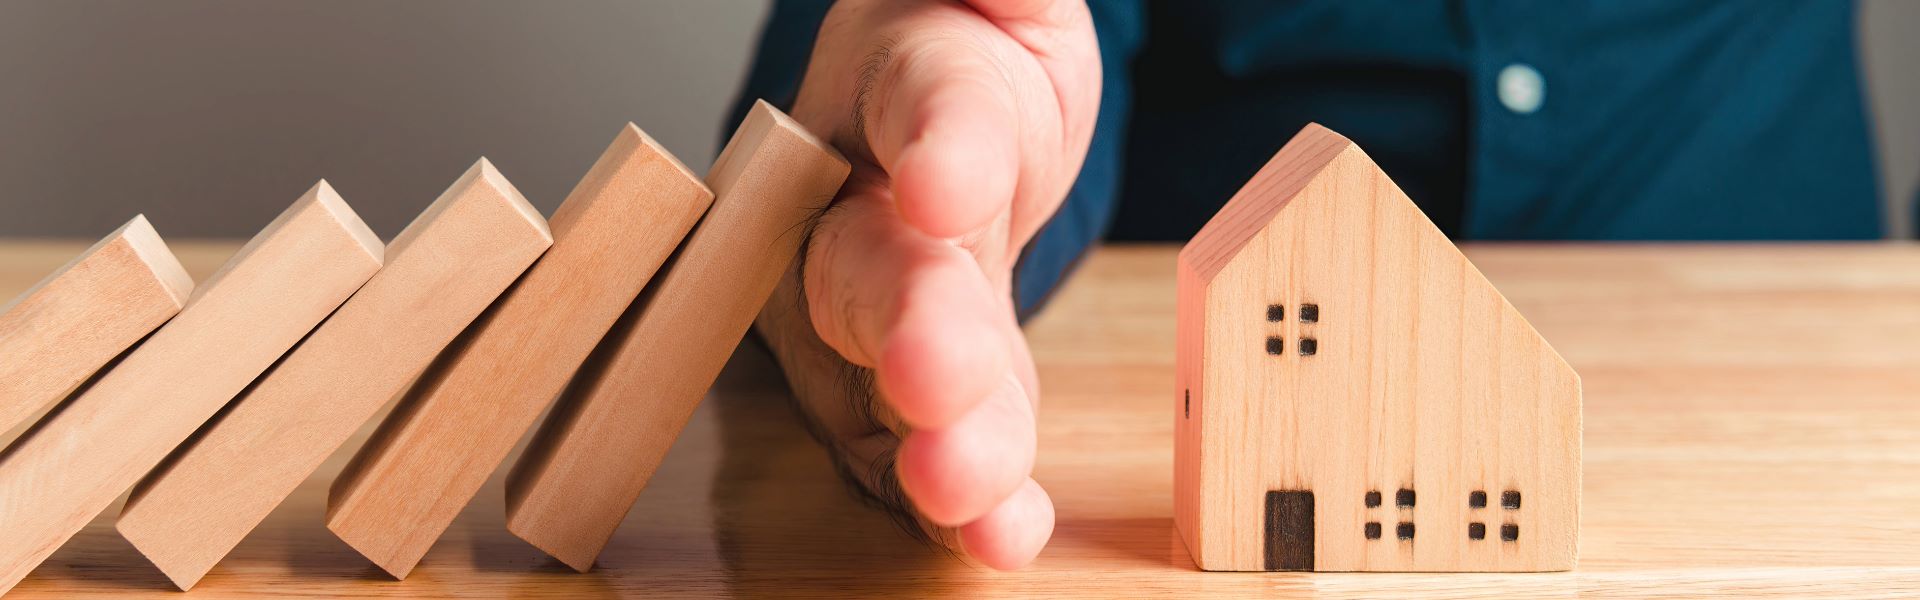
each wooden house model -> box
[1173,124,1582,572]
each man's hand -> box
[752,0,1100,570]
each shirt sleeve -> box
[1013,0,1146,319]
[723,0,833,141]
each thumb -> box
[862,32,1022,239]
[962,0,1075,22]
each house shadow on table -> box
[1052,516,1186,569]
[704,345,973,598]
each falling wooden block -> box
[325,124,712,579]
[0,182,382,594]
[0,215,194,434]
[1173,124,1581,572]
[115,160,552,590]
[504,100,849,571]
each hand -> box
[753,0,1100,570]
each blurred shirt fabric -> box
[728,0,1882,316]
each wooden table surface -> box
[3,241,1919,598]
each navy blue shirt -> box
[728,1,1882,316]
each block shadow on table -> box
[703,345,961,597]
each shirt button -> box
[1497,63,1545,115]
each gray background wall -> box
[0,0,774,241]
[1,1,1915,240]
[1862,0,1919,238]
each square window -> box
[1364,522,1382,540]
[1469,491,1487,509]
[1300,304,1319,323]
[1502,490,1522,509]
[1395,489,1415,507]
[1501,524,1519,541]
[1265,337,1284,355]
[1468,522,1486,540]
[1396,522,1415,540]
[1299,338,1318,356]
[1364,490,1382,508]
[1267,304,1284,322]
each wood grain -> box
[116,160,552,590]
[1176,125,1580,571]
[0,215,193,433]
[0,182,382,595]
[0,242,1916,598]
[505,101,850,571]
[324,125,712,579]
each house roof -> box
[1179,123,1356,281]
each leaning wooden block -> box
[1173,123,1581,572]
[0,181,382,595]
[505,100,849,571]
[115,160,551,590]
[0,215,193,433]
[325,124,712,579]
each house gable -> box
[1178,123,1353,284]
[1176,124,1581,573]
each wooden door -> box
[1264,490,1314,571]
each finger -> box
[965,0,1078,20]
[805,192,1010,429]
[958,478,1055,570]
[868,34,1019,239]
[1004,304,1040,408]
[895,371,1035,526]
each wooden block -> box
[325,124,712,579]
[0,181,382,594]
[1173,124,1581,572]
[504,100,849,571]
[0,215,193,433]
[115,160,552,590]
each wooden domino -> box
[0,182,382,594]
[1173,124,1581,572]
[324,124,712,579]
[0,215,193,433]
[504,101,849,571]
[115,160,552,590]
